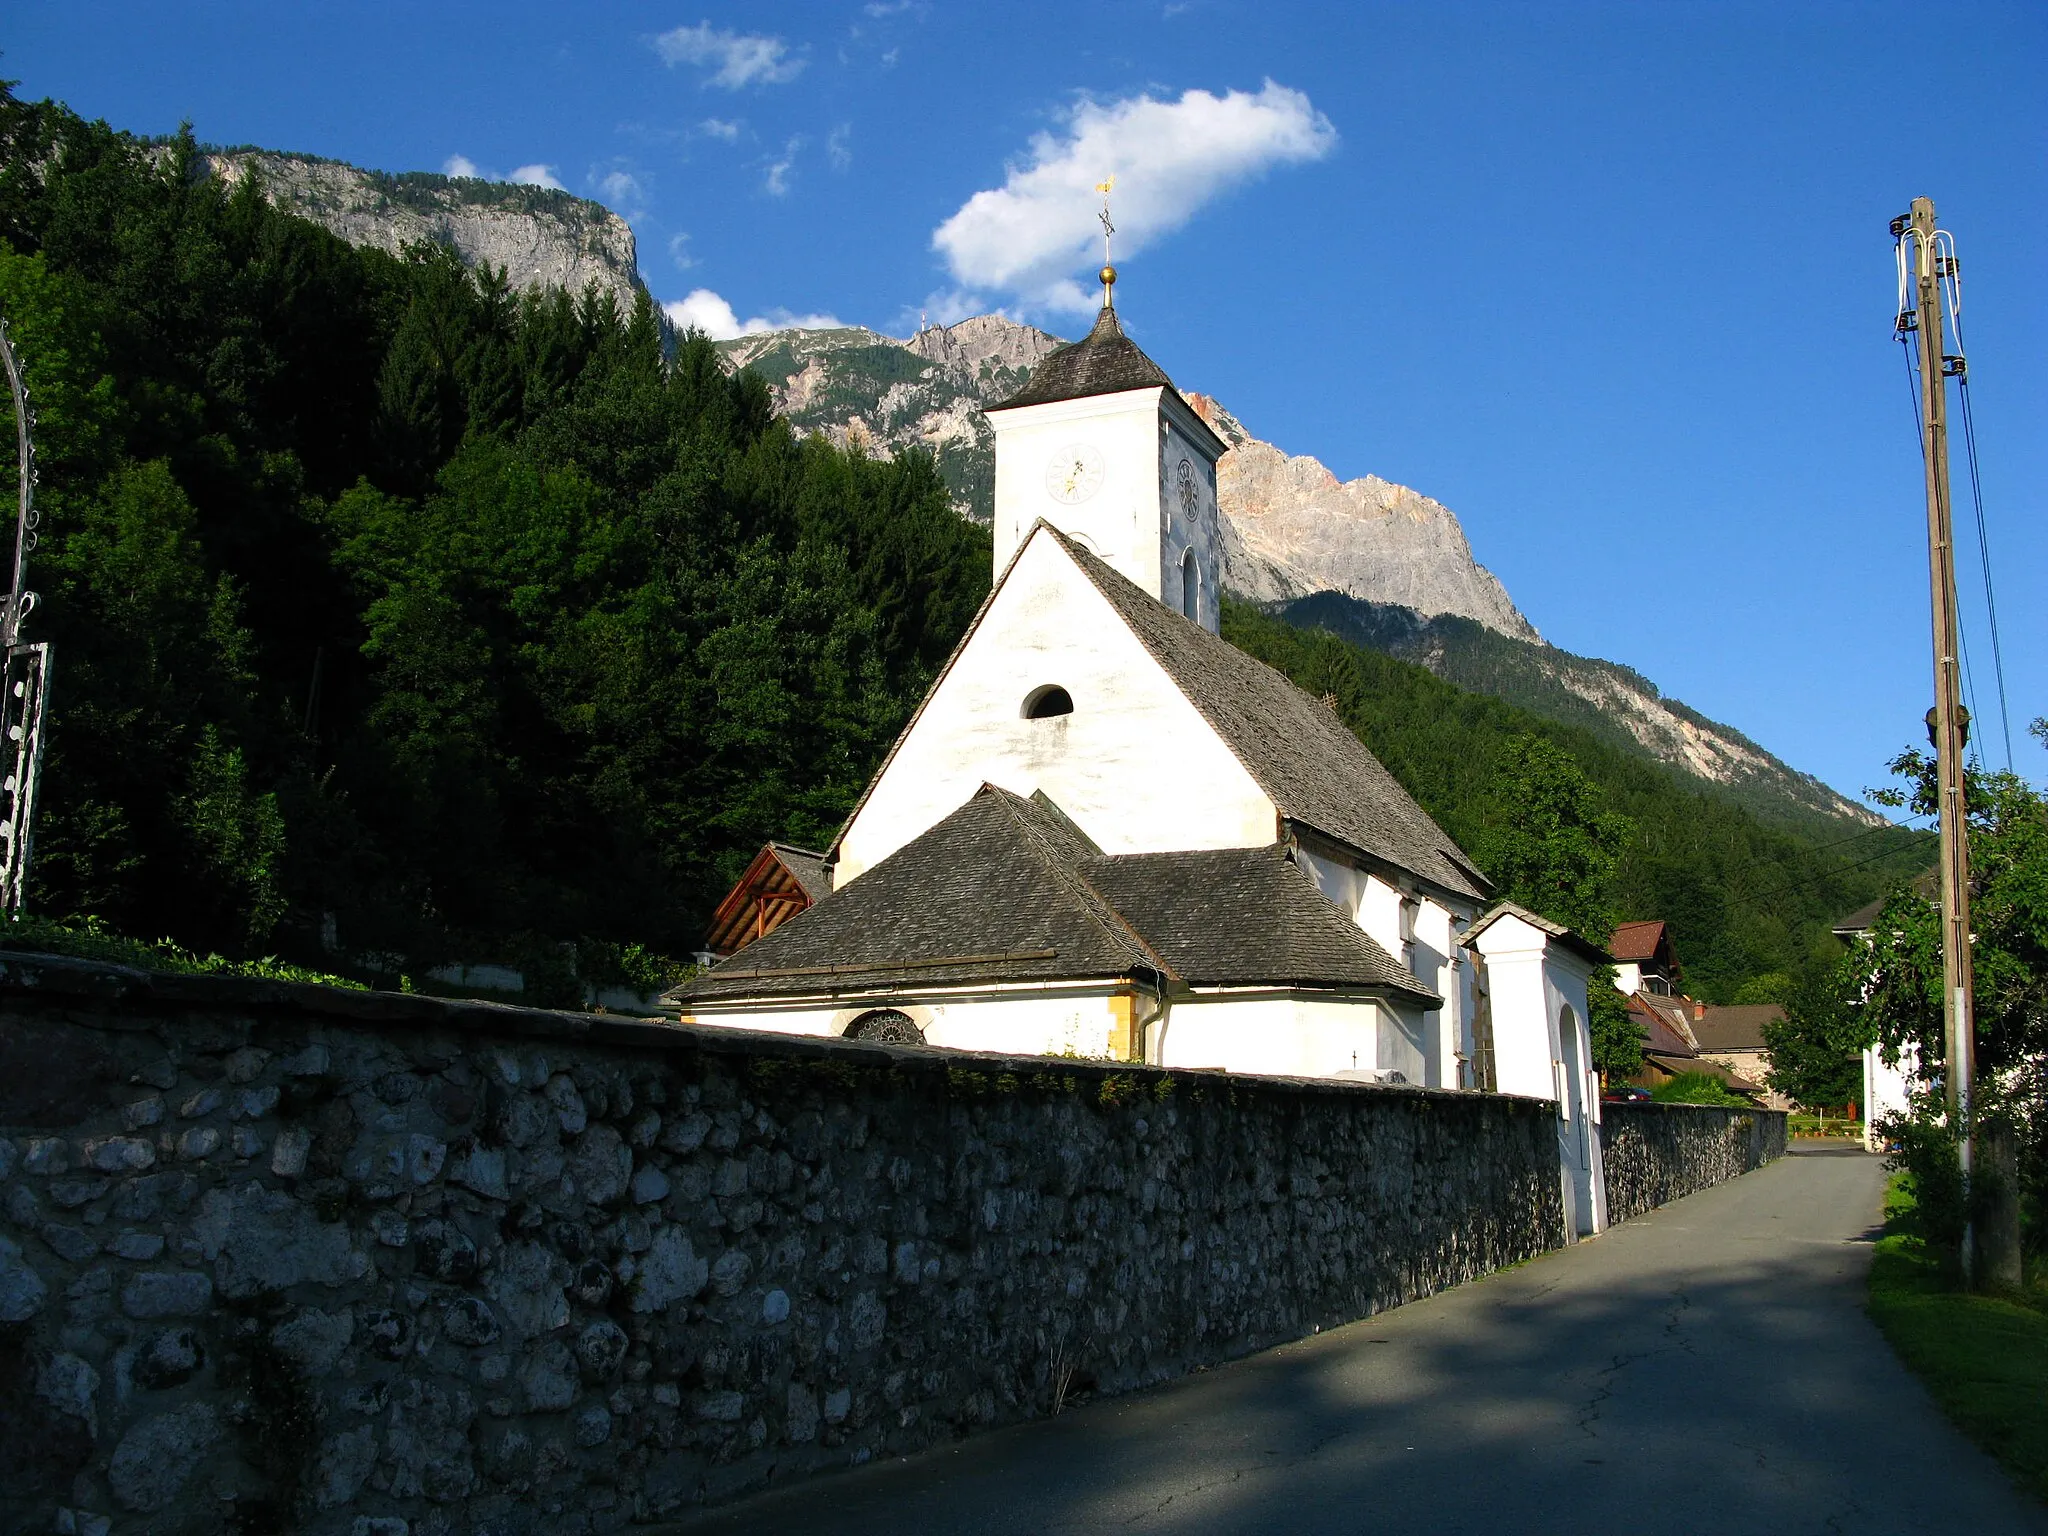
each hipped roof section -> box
[678,785,1436,1005]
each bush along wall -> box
[0,952,1567,1534]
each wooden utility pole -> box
[1904,196,1976,1264]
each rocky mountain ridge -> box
[196,151,646,316]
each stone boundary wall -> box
[1598,1100,1789,1225]
[0,954,1566,1535]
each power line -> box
[1955,377,2013,769]
[1743,836,1932,906]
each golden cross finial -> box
[1095,174,1117,309]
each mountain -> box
[1276,592,1883,831]
[1185,392,1539,641]
[715,317,1065,523]
[196,150,646,316]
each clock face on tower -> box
[1045,444,1105,505]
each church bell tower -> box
[983,266,1227,633]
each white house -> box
[671,278,1608,1226]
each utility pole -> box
[1900,196,1976,1276]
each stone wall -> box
[1597,1100,1789,1225]
[0,953,1566,1535]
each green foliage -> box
[1649,1071,1752,1107]
[1477,733,1631,940]
[1222,599,1934,1003]
[0,913,365,988]
[1277,591,1871,838]
[1763,965,1867,1110]
[0,84,988,974]
[1846,725,2048,1262]
[1732,971,1793,1005]
[1587,977,1646,1080]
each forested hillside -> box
[0,85,1925,1000]
[0,86,988,984]
[1224,602,1930,1000]
[1275,591,1880,834]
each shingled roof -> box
[1462,901,1614,968]
[682,785,1159,1002]
[677,785,1435,1005]
[993,305,1175,409]
[1084,847,1434,997]
[1045,528,1490,902]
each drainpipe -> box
[1135,971,1170,1065]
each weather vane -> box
[1095,174,1117,309]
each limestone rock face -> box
[1187,394,1541,642]
[196,153,645,316]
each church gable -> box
[1045,528,1490,903]
[832,525,1276,883]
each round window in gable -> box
[1022,685,1074,720]
[845,1008,923,1045]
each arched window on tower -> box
[1181,548,1199,621]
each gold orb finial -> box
[1099,264,1117,308]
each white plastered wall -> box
[1291,846,1475,1089]
[683,984,1125,1060]
[1156,412,1222,631]
[1152,991,1388,1080]
[1468,913,1609,1236]
[835,530,1276,882]
[1862,1043,1916,1153]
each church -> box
[669,268,1609,1234]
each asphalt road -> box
[671,1147,2044,1535]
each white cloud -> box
[698,117,742,142]
[763,136,803,197]
[653,23,805,89]
[864,1,915,15]
[932,81,1336,315]
[827,124,852,171]
[597,169,643,208]
[668,232,696,271]
[443,154,567,191]
[664,288,843,341]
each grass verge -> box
[1866,1173,2048,1503]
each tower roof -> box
[992,305,1175,409]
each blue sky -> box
[9,1,2045,805]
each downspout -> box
[1136,970,1170,1066]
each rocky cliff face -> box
[1186,394,1541,642]
[197,152,645,315]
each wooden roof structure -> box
[704,842,831,958]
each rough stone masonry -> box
[0,952,1773,1534]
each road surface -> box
[670,1146,2043,1535]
